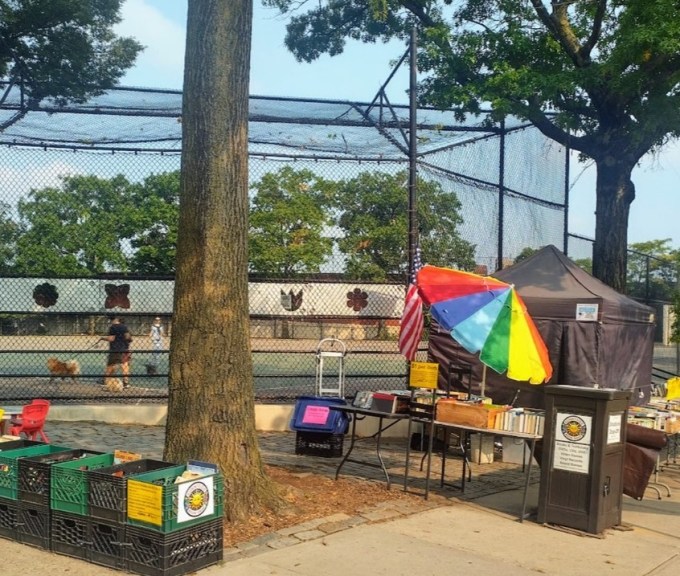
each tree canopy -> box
[249,166,334,275]
[3,167,475,279]
[627,239,678,303]
[0,0,142,108]
[265,0,680,291]
[15,174,136,275]
[12,173,179,276]
[128,172,180,275]
[334,170,475,280]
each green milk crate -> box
[51,453,117,515]
[0,444,71,500]
[126,464,223,533]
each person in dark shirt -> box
[100,316,132,388]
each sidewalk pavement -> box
[6,420,680,575]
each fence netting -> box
[0,85,572,403]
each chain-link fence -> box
[0,86,570,403]
[0,275,433,403]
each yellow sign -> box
[409,361,439,389]
[666,377,680,400]
[127,480,163,526]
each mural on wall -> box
[347,288,368,312]
[104,284,131,309]
[32,283,59,308]
[2,278,403,317]
[280,289,303,312]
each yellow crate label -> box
[127,480,163,526]
[409,361,439,389]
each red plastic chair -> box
[10,400,50,442]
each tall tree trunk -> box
[164,0,278,521]
[592,159,636,293]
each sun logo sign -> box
[553,413,593,475]
[177,477,215,522]
[560,415,587,442]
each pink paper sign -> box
[301,405,330,425]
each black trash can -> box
[537,385,630,534]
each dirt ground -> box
[222,464,424,547]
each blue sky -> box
[115,0,680,249]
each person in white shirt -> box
[148,317,164,373]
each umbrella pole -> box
[481,365,487,398]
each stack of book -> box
[493,407,545,436]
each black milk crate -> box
[126,518,223,576]
[295,431,344,457]
[0,444,71,500]
[0,439,43,452]
[16,501,50,550]
[88,459,176,523]
[90,518,127,570]
[50,510,90,560]
[0,496,18,540]
[19,449,103,506]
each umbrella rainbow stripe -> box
[416,265,552,385]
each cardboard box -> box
[471,433,495,464]
[502,436,536,465]
[436,399,505,429]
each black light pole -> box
[408,27,418,281]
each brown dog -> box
[104,377,124,392]
[46,357,81,384]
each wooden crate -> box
[436,399,505,429]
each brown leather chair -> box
[623,423,668,500]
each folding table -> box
[330,405,408,489]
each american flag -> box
[398,248,424,361]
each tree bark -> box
[164,0,278,521]
[592,157,636,293]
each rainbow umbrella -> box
[416,265,552,389]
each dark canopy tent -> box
[427,245,656,408]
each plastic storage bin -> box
[17,501,50,550]
[125,518,223,576]
[50,510,90,560]
[19,448,104,506]
[0,439,43,452]
[126,464,223,533]
[290,396,349,434]
[295,431,344,457]
[90,517,127,570]
[51,452,116,515]
[0,444,71,500]
[0,496,18,540]
[88,459,176,523]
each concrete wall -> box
[49,403,412,438]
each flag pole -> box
[397,28,424,370]
[407,26,418,283]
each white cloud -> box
[115,0,186,89]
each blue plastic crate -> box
[290,396,349,434]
